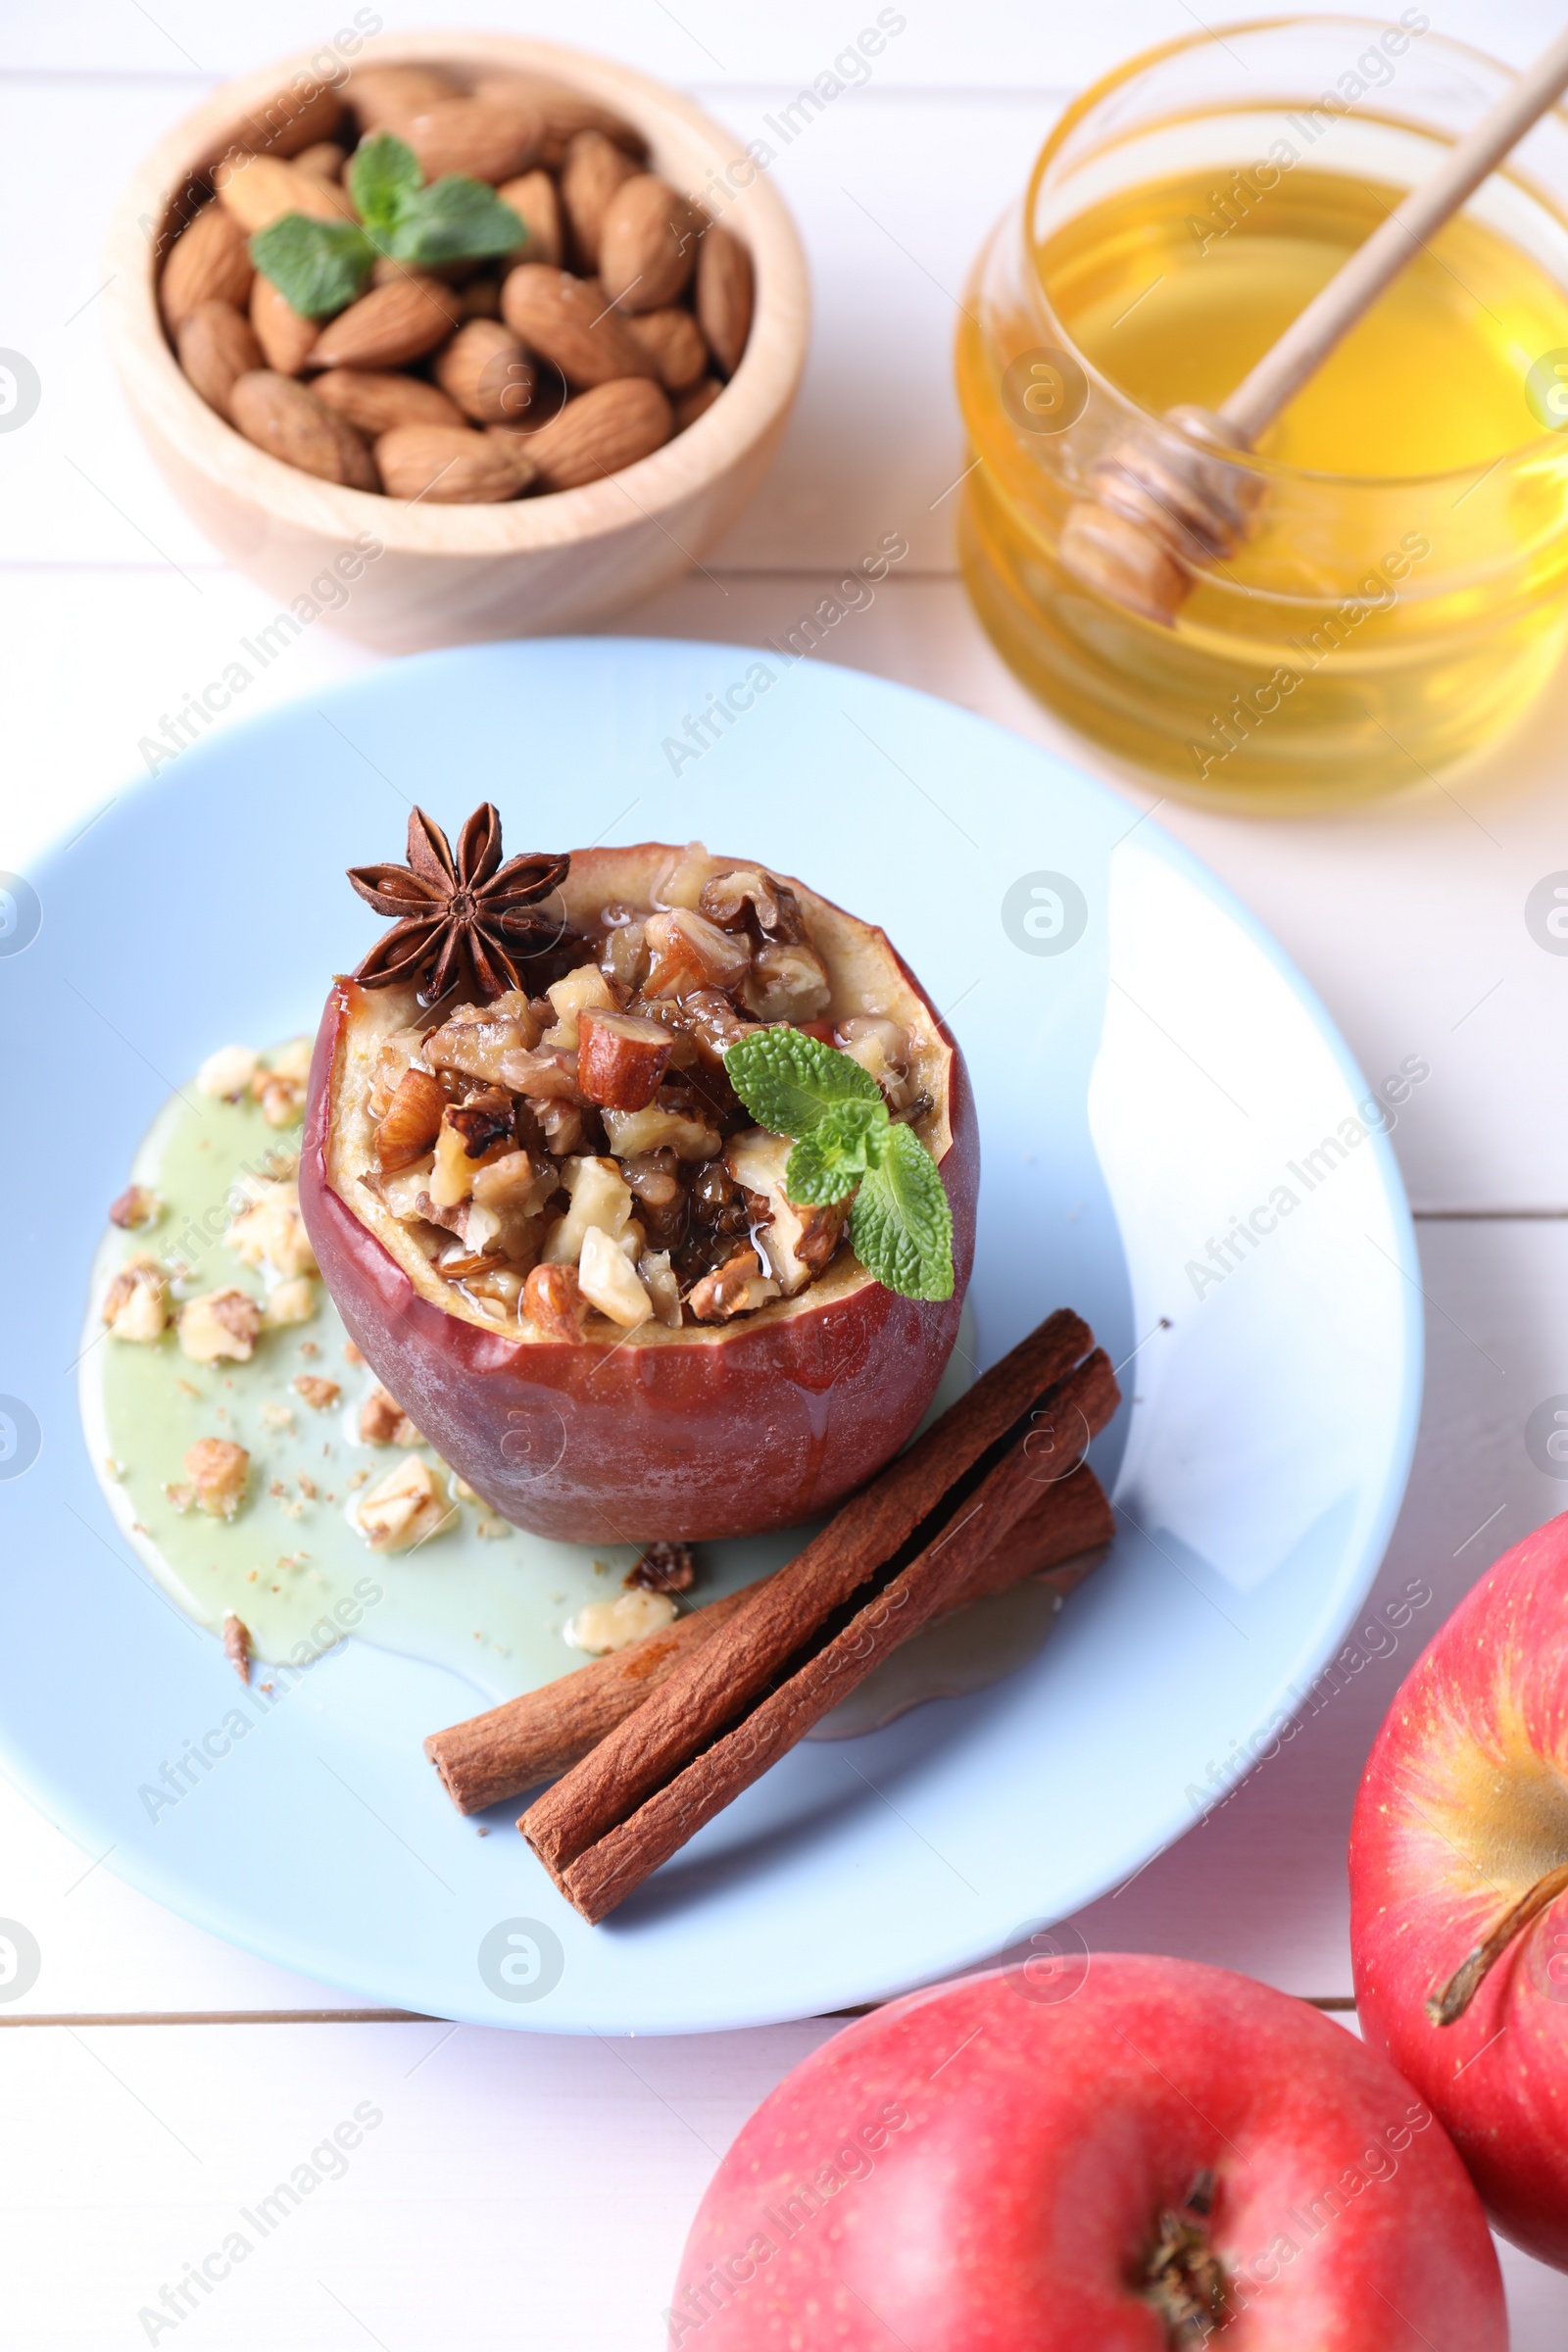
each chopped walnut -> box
[102,1255,172,1343]
[625,1541,695,1592]
[743,940,831,1023]
[564,1588,678,1653]
[725,1130,849,1295]
[601,1103,720,1162]
[343,1339,365,1365]
[698,867,806,942]
[687,1248,781,1323]
[360,1385,424,1447]
[250,1038,310,1128]
[293,1374,341,1410]
[429,1091,517,1208]
[536,1100,585,1156]
[641,907,750,999]
[223,1610,252,1683]
[177,1288,262,1364]
[423,994,540,1084]
[184,1436,250,1519]
[197,1044,258,1100]
[356,1455,452,1551]
[226,1177,317,1279]
[109,1185,161,1230]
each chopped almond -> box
[184,1436,250,1518]
[523,1261,587,1342]
[223,1611,252,1682]
[578,1225,653,1327]
[375,1065,448,1171]
[177,1288,262,1364]
[356,1455,451,1551]
[688,1248,780,1324]
[564,1588,677,1653]
[576,1005,674,1111]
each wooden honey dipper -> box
[1058,24,1568,625]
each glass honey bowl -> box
[956,17,1568,812]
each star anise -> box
[347,805,570,1003]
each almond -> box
[434,318,534,424]
[473,74,647,169]
[498,170,562,268]
[525,376,672,492]
[250,273,318,374]
[560,129,641,271]
[311,275,462,369]
[314,368,466,435]
[235,78,346,159]
[697,225,755,378]
[673,375,723,431]
[523,1261,588,1341]
[599,174,704,312]
[375,423,522,504]
[160,203,254,332]
[500,265,658,389]
[483,427,541,490]
[346,64,461,130]
[390,96,541,185]
[176,299,264,418]
[376,1066,448,1170]
[291,140,347,181]
[213,149,358,235]
[622,305,708,392]
[577,1006,675,1110]
[230,371,378,489]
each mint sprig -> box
[723,1030,954,1302]
[248,133,525,320]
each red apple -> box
[1351,1508,1568,2268]
[670,1953,1503,2348]
[299,844,978,1543]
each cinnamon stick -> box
[520,1308,1096,1877]
[425,1587,752,1813]
[523,1329,1118,1922]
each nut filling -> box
[341,841,943,1336]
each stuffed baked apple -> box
[299,806,978,1542]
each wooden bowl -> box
[104,33,809,655]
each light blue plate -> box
[0,641,1421,2034]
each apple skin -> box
[1351,1510,1568,2269]
[669,1954,1503,2350]
[297,967,978,1547]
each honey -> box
[956,22,1568,810]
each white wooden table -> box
[6,3,1568,2340]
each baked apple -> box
[298,808,978,1542]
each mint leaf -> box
[850,1121,954,1300]
[249,216,374,318]
[389,177,526,267]
[724,1029,882,1140]
[347,132,422,239]
[785,1098,886,1203]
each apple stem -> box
[1426,1859,1568,2027]
[1142,2171,1228,2344]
